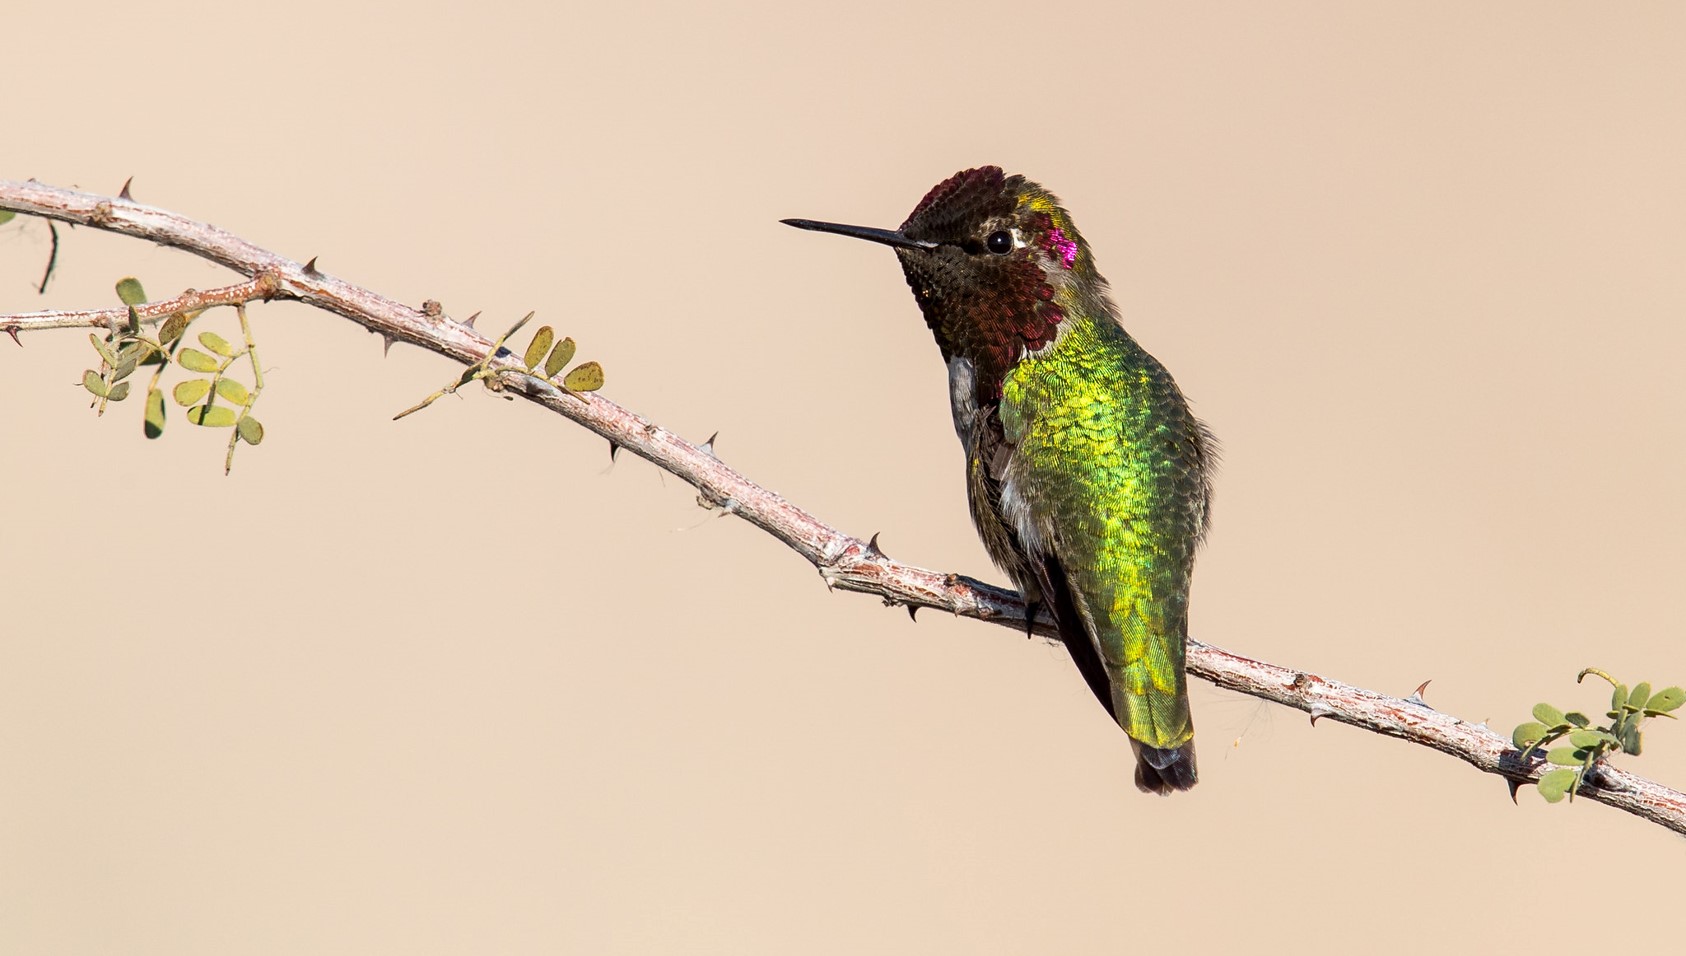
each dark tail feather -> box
[1131,740,1198,795]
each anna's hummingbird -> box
[785,166,1215,793]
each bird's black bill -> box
[780,218,938,252]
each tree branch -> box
[4,178,1682,834]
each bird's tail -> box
[1114,670,1198,794]
[1130,739,1198,794]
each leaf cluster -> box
[1512,668,1683,803]
[393,312,603,421]
[81,277,267,472]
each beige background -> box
[5,2,1685,952]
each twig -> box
[39,219,59,294]
[1,274,280,332]
[3,178,1682,835]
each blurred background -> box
[4,2,1683,952]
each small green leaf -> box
[523,326,554,370]
[492,311,536,355]
[1564,712,1590,728]
[159,312,190,344]
[172,379,211,405]
[562,361,604,392]
[1646,687,1684,713]
[1532,703,1566,727]
[115,276,147,306]
[144,387,166,438]
[1546,747,1587,767]
[199,331,237,358]
[106,381,131,402]
[1537,768,1577,803]
[215,378,251,405]
[1513,722,1549,749]
[89,333,119,366]
[178,349,221,373]
[1629,683,1651,712]
[0,210,15,226]
[1568,729,1616,749]
[1621,721,1642,756]
[237,416,264,445]
[82,370,108,398]
[119,340,155,365]
[112,356,138,382]
[126,305,141,335]
[544,337,576,378]
[186,405,238,427]
[1610,684,1629,712]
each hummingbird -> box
[784,166,1215,793]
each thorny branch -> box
[3,274,278,336]
[3,178,1683,835]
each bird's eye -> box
[985,230,1013,255]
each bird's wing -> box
[965,405,1117,718]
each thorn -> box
[1308,704,1334,726]
[1406,680,1432,706]
[382,333,398,357]
[461,311,480,329]
[303,257,320,276]
[1506,778,1524,805]
[700,430,719,457]
[907,605,919,622]
[608,441,621,462]
[864,532,886,559]
[3,326,20,347]
[118,177,134,201]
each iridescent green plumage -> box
[785,166,1213,793]
[998,315,1209,764]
